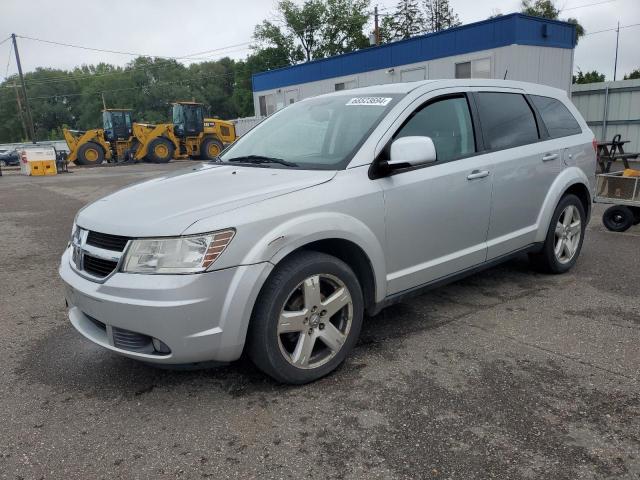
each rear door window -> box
[530,95,582,138]
[475,92,539,150]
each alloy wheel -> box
[554,204,581,264]
[277,274,353,369]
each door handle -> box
[542,153,558,162]
[467,170,490,180]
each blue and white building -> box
[251,13,576,117]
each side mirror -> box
[388,136,437,167]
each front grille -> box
[112,327,153,353]
[86,231,130,252]
[83,255,118,278]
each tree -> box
[423,0,461,33]
[385,0,426,41]
[253,0,370,63]
[521,0,585,43]
[573,69,605,84]
[320,0,370,57]
[624,68,640,80]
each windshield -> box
[219,94,400,170]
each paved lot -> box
[1,163,639,480]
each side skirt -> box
[368,243,543,316]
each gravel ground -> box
[1,162,638,480]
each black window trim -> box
[527,94,583,140]
[470,91,549,155]
[370,92,480,179]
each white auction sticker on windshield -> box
[346,97,392,106]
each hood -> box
[76,164,336,236]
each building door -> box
[400,67,426,82]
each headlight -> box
[121,229,235,274]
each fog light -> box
[152,338,171,354]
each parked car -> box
[60,80,596,384]
[0,149,20,167]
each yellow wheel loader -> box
[63,109,134,166]
[129,102,236,163]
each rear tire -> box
[200,137,224,160]
[146,137,174,163]
[529,194,585,274]
[76,142,105,166]
[247,251,363,384]
[602,205,634,232]
[630,207,640,226]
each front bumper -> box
[59,247,273,364]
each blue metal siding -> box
[252,13,575,92]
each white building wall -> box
[253,45,573,116]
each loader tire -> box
[200,137,224,160]
[147,137,174,163]
[76,142,105,166]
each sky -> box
[0,0,638,83]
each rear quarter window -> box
[530,95,582,138]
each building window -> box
[455,58,491,79]
[455,62,471,79]
[335,80,357,92]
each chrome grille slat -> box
[72,228,130,281]
[86,231,130,252]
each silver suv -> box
[60,80,596,384]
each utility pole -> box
[613,21,620,81]
[374,6,380,46]
[11,33,36,143]
[101,92,107,110]
[13,82,28,140]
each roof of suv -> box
[318,79,568,99]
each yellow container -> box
[30,161,46,176]
[42,159,57,175]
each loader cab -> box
[172,102,204,138]
[102,109,132,142]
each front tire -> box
[247,251,363,384]
[146,137,174,163]
[529,194,585,274]
[76,142,105,166]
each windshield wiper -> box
[226,155,299,168]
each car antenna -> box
[503,69,508,80]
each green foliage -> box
[521,0,585,43]
[623,68,640,80]
[424,0,461,33]
[572,69,605,84]
[380,0,461,42]
[0,56,260,143]
[253,0,370,62]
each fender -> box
[534,166,592,243]
[239,212,388,303]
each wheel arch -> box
[535,168,593,243]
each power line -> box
[0,44,251,88]
[1,36,252,86]
[563,0,617,11]
[17,34,252,61]
[583,22,640,35]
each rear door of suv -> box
[472,89,562,260]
